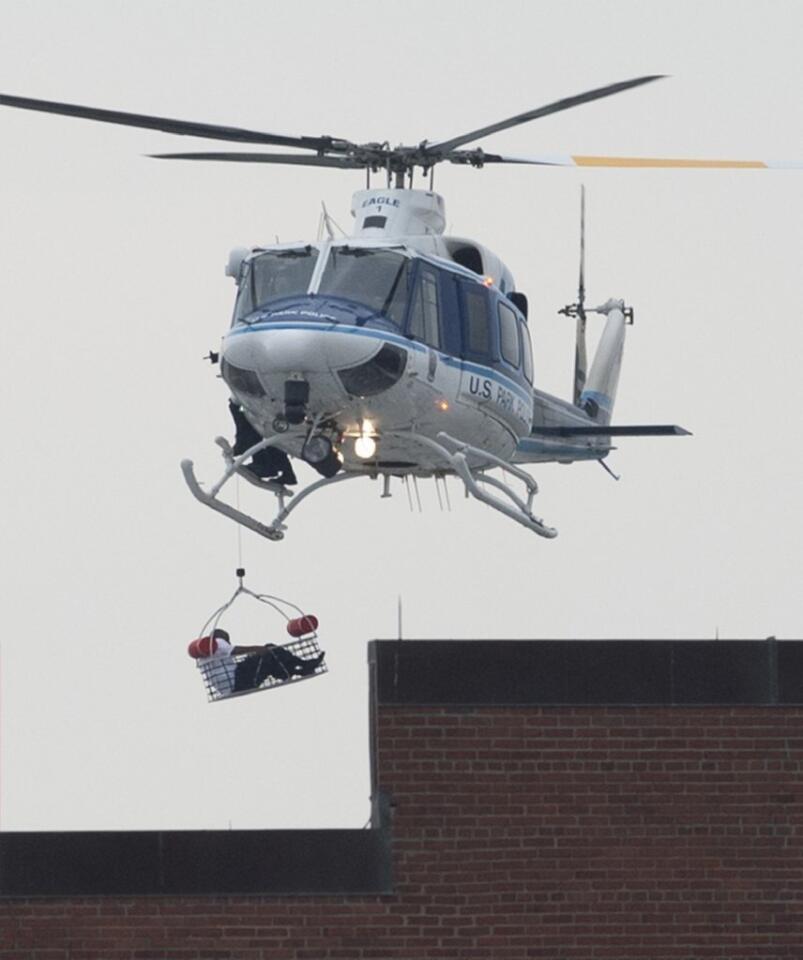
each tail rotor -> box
[559,187,635,422]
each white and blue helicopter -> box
[6,75,753,541]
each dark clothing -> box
[229,401,297,484]
[233,645,321,692]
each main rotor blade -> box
[447,150,566,166]
[0,92,343,152]
[427,76,664,155]
[572,156,803,168]
[467,151,803,169]
[149,151,365,168]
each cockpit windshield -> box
[235,247,317,321]
[318,247,411,327]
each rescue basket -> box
[189,568,327,702]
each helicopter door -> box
[456,281,498,442]
[459,282,494,365]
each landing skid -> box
[181,435,357,542]
[182,430,556,542]
[408,432,557,539]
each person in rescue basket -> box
[191,628,325,697]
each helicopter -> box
[9,74,778,542]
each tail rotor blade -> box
[578,184,586,313]
[573,185,588,406]
[574,318,587,405]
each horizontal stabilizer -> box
[531,424,691,437]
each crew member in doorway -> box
[229,401,297,486]
[195,628,325,698]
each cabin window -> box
[235,247,317,320]
[318,247,411,327]
[498,301,521,368]
[408,267,441,348]
[509,291,528,319]
[521,322,534,384]
[462,286,491,357]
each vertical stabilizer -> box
[581,299,627,424]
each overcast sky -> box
[1,0,802,831]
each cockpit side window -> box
[318,247,411,327]
[234,247,316,321]
[233,275,254,321]
[408,266,441,348]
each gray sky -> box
[1,0,802,831]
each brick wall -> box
[2,641,802,959]
[378,705,803,959]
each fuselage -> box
[220,194,611,476]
